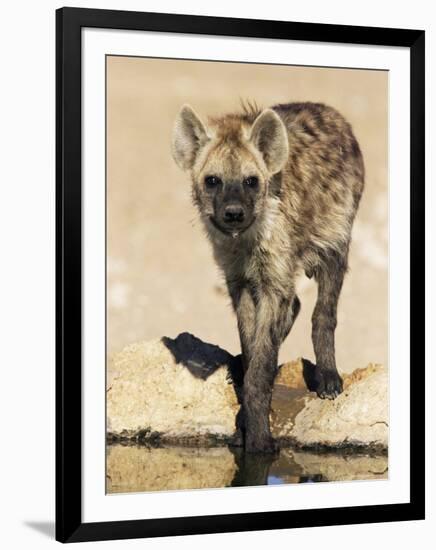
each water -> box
[106,444,388,494]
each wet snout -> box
[220,182,247,227]
[223,204,245,224]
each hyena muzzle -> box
[172,101,364,453]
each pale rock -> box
[107,333,388,450]
[290,366,388,449]
[107,333,239,442]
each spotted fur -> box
[172,101,364,452]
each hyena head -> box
[171,105,289,238]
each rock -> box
[276,359,307,389]
[290,365,388,450]
[107,332,388,450]
[107,333,239,443]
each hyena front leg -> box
[243,292,297,453]
[228,283,256,380]
[312,251,347,399]
[229,284,256,446]
[235,287,256,373]
[232,287,299,451]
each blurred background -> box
[107,56,388,374]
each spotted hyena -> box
[172,101,364,453]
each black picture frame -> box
[56,6,425,543]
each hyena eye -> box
[204,175,222,188]
[243,176,259,188]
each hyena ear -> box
[248,109,289,174]
[172,105,210,171]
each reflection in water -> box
[106,444,388,494]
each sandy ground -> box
[107,56,388,373]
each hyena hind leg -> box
[311,251,348,400]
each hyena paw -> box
[315,368,343,400]
[245,434,279,454]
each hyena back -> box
[172,101,364,452]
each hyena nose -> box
[223,205,245,224]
